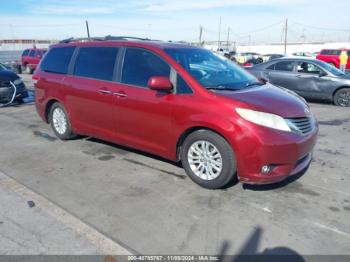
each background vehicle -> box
[247,57,350,106]
[34,37,317,189]
[242,54,284,68]
[21,48,47,74]
[316,49,350,69]
[0,65,28,105]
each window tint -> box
[347,50,350,56]
[22,50,29,56]
[40,47,75,74]
[74,47,119,81]
[29,50,36,57]
[274,61,294,72]
[321,49,341,55]
[176,74,193,94]
[267,64,275,70]
[122,48,170,87]
[297,62,321,75]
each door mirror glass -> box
[148,76,173,91]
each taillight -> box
[32,74,39,86]
[243,63,253,67]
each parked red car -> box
[33,37,318,189]
[21,48,47,74]
[316,49,350,69]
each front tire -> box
[49,102,75,140]
[181,130,237,189]
[334,88,350,107]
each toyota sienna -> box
[34,37,318,189]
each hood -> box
[338,73,350,80]
[217,84,310,118]
[0,70,19,82]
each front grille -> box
[287,117,314,135]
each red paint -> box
[316,48,350,69]
[34,40,318,184]
[21,48,47,71]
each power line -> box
[290,20,350,32]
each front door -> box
[113,47,173,156]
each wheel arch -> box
[332,86,350,98]
[44,99,60,123]
[175,126,231,162]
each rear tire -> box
[49,102,76,140]
[334,88,350,107]
[181,130,237,189]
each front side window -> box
[297,62,322,75]
[122,48,170,88]
[274,61,294,72]
[40,46,75,74]
[74,47,119,81]
[22,50,29,56]
[176,74,193,94]
[165,48,257,90]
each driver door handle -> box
[99,89,111,94]
[114,91,128,98]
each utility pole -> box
[199,25,203,47]
[226,27,230,50]
[85,20,90,38]
[284,18,288,55]
[218,16,221,50]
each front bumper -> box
[229,121,318,185]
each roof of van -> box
[51,37,199,50]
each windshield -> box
[164,48,258,90]
[317,60,345,76]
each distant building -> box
[0,39,58,51]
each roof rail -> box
[59,35,159,44]
[59,37,104,43]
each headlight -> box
[236,108,291,132]
[13,78,23,85]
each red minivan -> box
[34,37,318,189]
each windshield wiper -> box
[206,86,240,91]
[245,82,265,88]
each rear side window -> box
[40,47,75,74]
[29,50,36,57]
[273,61,294,72]
[22,50,29,56]
[321,49,341,55]
[122,48,170,88]
[74,47,119,81]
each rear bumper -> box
[228,121,318,185]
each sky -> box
[0,0,349,44]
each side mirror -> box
[319,71,327,77]
[148,76,173,92]
[258,77,268,84]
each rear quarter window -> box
[40,46,75,74]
